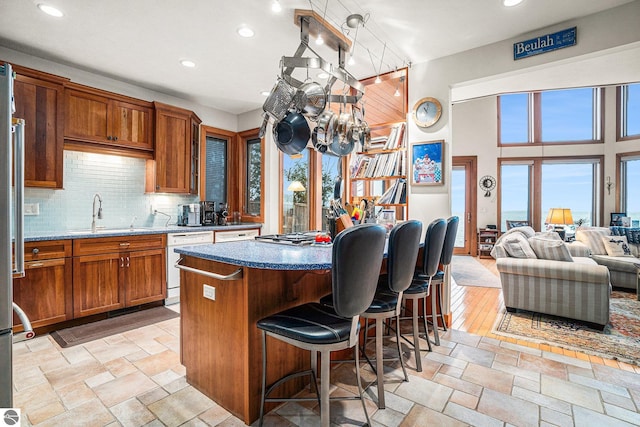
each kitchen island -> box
[174,240,335,425]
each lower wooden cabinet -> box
[73,234,166,318]
[13,240,73,331]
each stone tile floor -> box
[12,308,640,426]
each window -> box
[321,154,341,232]
[203,135,228,202]
[499,88,603,145]
[238,129,264,222]
[282,150,311,233]
[620,154,640,225]
[618,83,640,140]
[498,157,601,232]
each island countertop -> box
[174,240,334,270]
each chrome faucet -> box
[91,193,103,233]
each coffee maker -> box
[216,202,229,226]
[200,201,217,225]
[177,203,201,226]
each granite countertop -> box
[175,240,334,270]
[24,223,262,242]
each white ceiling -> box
[0,0,634,114]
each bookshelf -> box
[477,228,500,259]
[346,69,408,221]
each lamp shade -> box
[287,181,305,192]
[545,208,573,225]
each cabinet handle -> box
[27,262,44,269]
[113,136,118,141]
[32,248,39,255]
[107,135,112,140]
[120,257,124,268]
[119,242,130,247]
[126,256,130,268]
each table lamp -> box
[287,181,305,232]
[545,208,573,240]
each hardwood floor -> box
[449,256,640,374]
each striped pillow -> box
[502,233,537,259]
[575,229,611,255]
[528,235,573,262]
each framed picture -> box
[610,212,626,226]
[411,140,444,186]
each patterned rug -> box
[493,290,640,365]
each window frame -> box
[279,148,321,233]
[497,155,604,232]
[498,88,604,146]
[616,150,640,215]
[616,83,640,141]
[200,125,234,206]
[237,128,264,223]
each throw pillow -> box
[528,235,574,262]
[601,235,633,257]
[575,229,611,255]
[502,233,537,259]
[535,231,562,240]
[494,225,536,247]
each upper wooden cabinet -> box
[149,102,201,194]
[64,82,154,152]
[12,66,68,188]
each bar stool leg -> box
[411,299,423,372]
[375,317,385,409]
[395,313,409,382]
[421,295,433,351]
[320,350,330,427]
[431,286,440,346]
[259,331,267,427]
[437,283,447,332]
[354,340,372,427]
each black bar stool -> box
[429,216,459,341]
[257,224,387,427]
[400,218,446,372]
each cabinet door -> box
[73,253,125,317]
[154,106,191,193]
[64,88,110,143]
[111,100,153,150]
[13,75,64,188]
[13,258,72,330]
[124,248,166,307]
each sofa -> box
[491,226,611,329]
[572,226,640,291]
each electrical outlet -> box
[203,284,216,301]
[24,203,39,216]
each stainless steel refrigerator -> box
[0,62,27,408]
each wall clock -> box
[412,97,442,128]
[479,175,496,197]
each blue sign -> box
[514,27,576,60]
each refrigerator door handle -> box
[12,302,34,342]
[12,118,24,278]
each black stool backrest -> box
[332,224,387,318]
[440,216,459,266]
[387,220,423,293]
[420,218,447,278]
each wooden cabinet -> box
[72,234,166,317]
[13,240,73,331]
[478,228,500,259]
[64,82,154,152]
[149,102,201,194]
[12,66,68,188]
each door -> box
[125,248,166,307]
[73,253,124,317]
[452,156,477,255]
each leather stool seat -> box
[257,303,353,345]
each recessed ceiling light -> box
[260,91,270,96]
[180,60,196,68]
[271,0,282,13]
[237,26,255,38]
[317,72,329,79]
[503,0,524,6]
[37,3,64,17]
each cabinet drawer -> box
[24,240,72,261]
[73,234,166,256]
[214,228,260,243]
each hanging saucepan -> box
[358,120,371,149]
[294,81,327,119]
[273,111,310,155]
[316,110,336,147]
[311,127,327,153]
[262,77,297,122]
[328,110,355,156]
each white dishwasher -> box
[166,231,214,305]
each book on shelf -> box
[383,122,406,150]
[377,178,406,204]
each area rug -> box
[50,306,179,348]
[493,290,640,365]
[451,255,501,288]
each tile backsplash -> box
[24,150,198,234]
